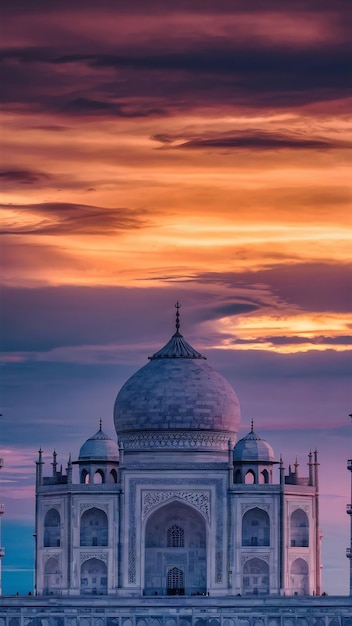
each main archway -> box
[144,500,207,596]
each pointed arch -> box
[242,507,270,547]
[93,469,105,484]
[80,557,107,595]
[167,566,184,595]
[80,507,108,546]
[234,469,242,484]
[260,469,269,484]
[109,468,118,484]
[81,469,89,484]
[245,470,256,484]
[242,557,269,595]
[44,556,61,594]
[144,499,206,596]
[290,508,309,547]
[44,508,60,547]
[290,558,309,595]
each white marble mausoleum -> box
[33,306,322,600]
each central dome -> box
[114,308,240,453]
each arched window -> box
[80,507,108,546]
[242,507,270,547]
[44,557,61,594]
[260,469,269,484]
[290,509,309,547]
[80,557,107,595]
[94,469,105,484]
[290,558,308,595]
[109,469,117,484]
[167,524,184,548]
[44,509,61,547]
[242,557,269,595]
[245,470,256,484]
[234,469,242,484]
[167,566,184,595]
[81,469,89,484]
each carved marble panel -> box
[80,552,108,564]
[142,490,210,521]
[241,503,270,515]
[80,503,109,514]
[241,552,270,564]
[121,430,232,450]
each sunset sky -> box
[0,0,351,595]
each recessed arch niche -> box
[144,500,207,596]
[80,557,107,595]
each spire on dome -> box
[99,418,102,431]
[250,419,254,433]
[148,303,206,360]
[175,301,181,334]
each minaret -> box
[34,448,44,595]
[279,454,285,593]
[314,449,321,596]
[0,456,5,596]
[347,413,352,596]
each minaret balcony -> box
[347,460,352,471]
[0,547,4,557]
[347,548,352,559]
[347,504,352,515]
[0,504,5,515]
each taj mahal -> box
[1,305,351,623]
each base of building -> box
[1,594,351,623]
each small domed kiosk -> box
[233,420,276,484]
[75,420,119,484]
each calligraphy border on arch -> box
[128,477,224,585]
[142,490,210,522]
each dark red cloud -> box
[0,169,51,185]
[0,202,151,235]
[154,130,346,151]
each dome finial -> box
[250,419,254,433]
[175,301,181,334]
[99,418,102,431]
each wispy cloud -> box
[1,202,151,235]
[154,130,349,151]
